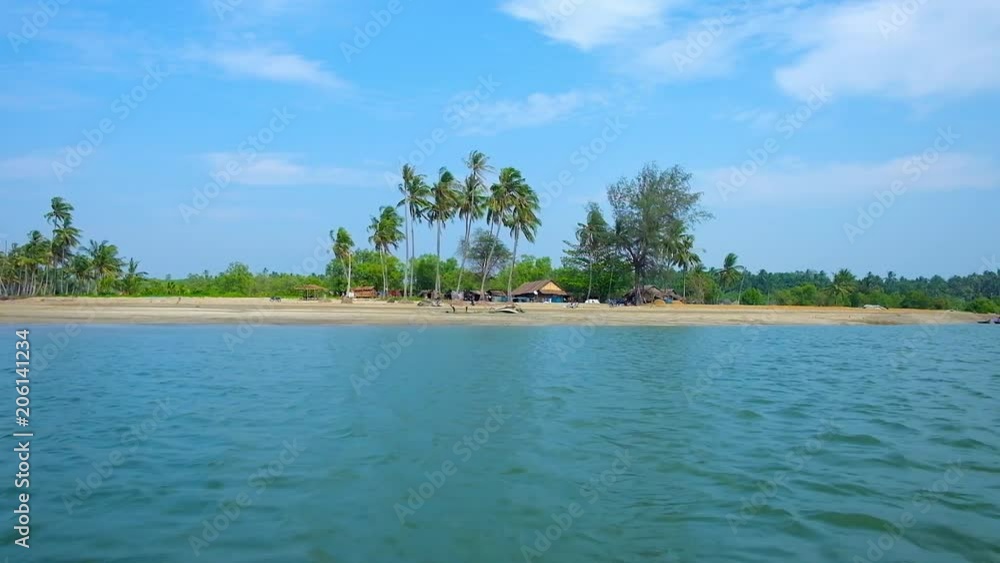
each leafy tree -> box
[741,287,766,305]
[462,229,510,287]
[607,163,711,303]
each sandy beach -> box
[0,297,983,326]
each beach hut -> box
[295,284,328,300]
[511,279,569,303]
[352,286,377,299]
[624,285,683,304]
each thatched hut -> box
[625,285,684,304]
[511,279,569,303]
[352,286,377,299]
[295,284,328,300]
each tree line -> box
[0,197,146,297]
[3,158,999,314]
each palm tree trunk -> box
[586,251,594,301]
[507,231,519,302]
[379,247,387,297]
[347,254,353,297]
[434,221,442,298]
[480,222,498,300]
[402,205,410,298]
[455,217,471,296]
[682,269,687,300]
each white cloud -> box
[456,90,605,135]
[188,45,347,88]
[702,152,999,206]
[775,0,1000,100]
[506,0,1000,100]
[203,153,386,187]
[500,0,675,50]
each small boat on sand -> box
[978,317,1000,324]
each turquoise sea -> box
[1,324,998,562]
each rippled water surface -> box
[2,324,998,562]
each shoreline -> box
[0,297,984,327]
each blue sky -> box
[1,0,998,278]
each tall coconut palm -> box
[480,167,523,298]
[576,202,609,302]
[427,167,459,298]
[505,181,541,301]
[368,206,403,296]
[44,196,74,229]
[332,228,354,296]
[457,151,492,297]
[397,164,429,298]
[670,231,701,300]
[87,240,123,293]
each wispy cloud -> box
[456,90,606,135]
[702,152,1000,206]
[505,0,1000,101]
[500,0,675,50]
[718,107,779,131]
[203,153,386,187]
[775,0,1000,100]
[186,45,348,89]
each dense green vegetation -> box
[3,157,999,313]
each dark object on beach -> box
[978,317,1000,324]
[269,296,282,302]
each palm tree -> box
[87,240,123,293]
[829,268,857,305]
[44,196,74,229]
[45,197,79,294]
[397,164,430,298]
[670,230,701,300]
[427,168,460,298]
[70,254,93,294]
[480,167,522,298]
[332,228,354,296]
[504,180,541,301]
[719,252,744,301]
[120,258,147,295]
[368,206,403,296]
[576,202,609,301]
